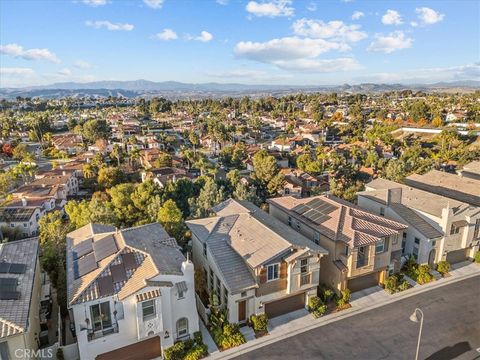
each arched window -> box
[176,317,188,338]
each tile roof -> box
[0,237,39,339]
[187,199,327,294]
[268,195,407,248]
[405,170,480,207]
[66,223,184,306]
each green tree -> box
[97,167,124,189]
[157,199,186,243]
[82,119,110,143]
[189,177,226,218]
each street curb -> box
[210,269,480,359]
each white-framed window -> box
[343,244,349,256]
[450,224,460,235]
[300,259,308,273]
[178,289,185,299]
[313,231,320,244]
[267,263,279,281]
[142,299,156,321]
[90,301,112,332]
[375,239,385,254]
[176,317,188,338]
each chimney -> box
[21,198,27,207]
[387,188,402,205]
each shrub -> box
[322,289,335,303]
[475,251,480,263]
[384,275,399,294]
[308,296,323,311]
[436,261,451,275]
[250,314,268,332]
[398,280,410,292]
[193,331,203,344]
[312,304,328,318]
[221,324,246,349]
[184,344,208,360]
[164,342,186,360]
[56,348,65,360]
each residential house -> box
[0,238,42,360]
[268,195,407,293]
[141,167,194,188]
[67,223,199,360]
[51,133,83,155]
[186,199,328,322]
[358,178,480,265]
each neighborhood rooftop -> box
[0,237,39,339]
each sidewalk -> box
[210,261,480,359]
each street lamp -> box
[409,308,424,360]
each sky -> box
[0,0,479,87]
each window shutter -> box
[280,262,287,278]
[259,267,267,283]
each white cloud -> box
[82,0,108,7]
[206,69,292,82]
[186,31,213,42]
[307,2,317,12]
[234,37,360,72]
[246,0,294,18]
[0,43,60,63]
[381,9,403,25]
[292,19,367,43]
[154,28,178,41]
[415,7,445,25]
[57,68,72,76]
[143,0,164,9]
[351,11,364,20]
[410,21,418,27]
[0,67,35,76]
[74,60,92,69]
[216,0,229,4]
[85,20,134,31]
[367,31,413,53]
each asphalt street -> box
[234,276,480,360]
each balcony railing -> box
[87,322,119,341]
[299,273,311,287]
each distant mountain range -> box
[1,79,478,99]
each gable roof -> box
[268,195,407,248]
[0,237,39,339]
[186,199,327,294]
[405,170,480,207]
[66,223,184,306]
[389,203,443,239]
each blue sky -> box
[0,0,479,87]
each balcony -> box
[87,322,119,341]
[298,273,312,287]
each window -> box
[176,318,188,338]
[474,219,480,239]
[0,342,9,360]
[431,241,436,247]
[375,239,385,254]
[23,223,27,227]
[343,245,349,256]
[380,207,385,216]
[300,259,308,273]
[90,301,112,332]
[178,289,185,299]
[412,246,418,260]
[203,242,207,257]
[392,234,398,245]
[209,268,214,292]
[223,286,228,307]
[203,268,208,290]
[267,263,279,281]
[414,237,420,245]
[142,300,156,320]
[450,224,460,235]
[284,188,290,195]
[296,221,301,231]
[313,232,320,244]
[216,277,221,294]
[288,216,292,227]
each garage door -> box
[96,336,161,360]
[265,293,305,319]
[446,248,468,264]
[348,272,380,292]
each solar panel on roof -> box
[292,204,308,215]
[0,262,11,273]
[306,198,323,207]
[97,275,114,297]
[110,263,127,283]
[122,252,138,270]
[72,239,93,260]
[77,252,98,277]
[0,291,21,300]
[0,278,17,293]
[93,235,118,262]
[9,263,26,274]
